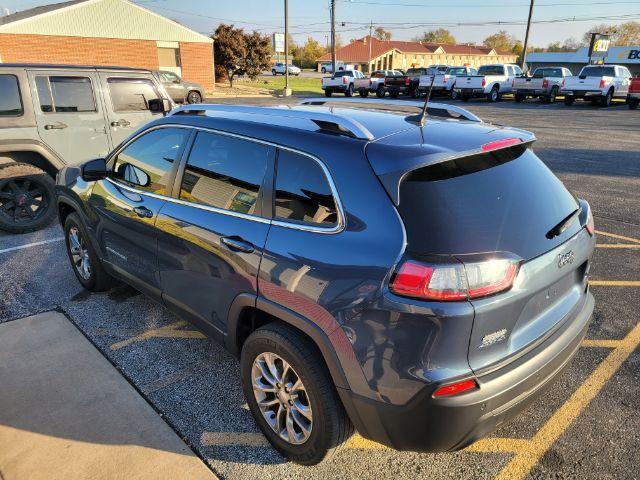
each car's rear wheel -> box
[241,323,353,465]
[321,67,326,74]
[389,90,399,98]
[461,94,470,102]
[358,89,368,97]
[548,86,558,103]
[487,86,499,102]
[629,97,639,110]
[272,69,277,76]
[0,162,56,233]
[450,88,458,100]
[411,87,421,98]
[564,95,575,106]
[64,213,114,291]
[600,89,613,107]
[324,89,332,97]
[344,84,354,97]
[376,86,385,98]
[187,91,202,104]
[515,93,525,103]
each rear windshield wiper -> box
[546,208,580,239]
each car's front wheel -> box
[630,97,639,110]
[187,91,202,104]
[241,323,353,465]
[64,213,114,291]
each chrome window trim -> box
[106,123,345,235]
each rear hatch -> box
[514,77,544,90]
[367,123,594,372]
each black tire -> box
[411,87,421,99]
[186,91,202,104]
[344,84,354,97]
[358,89,368,98]
[64,212,115,291]
[241,323,353,465]
[600,89,613,107]
[487,86,499,102]
[0,162,56,233]
[321,67,326,74]
[461,94,470,102]
[376,86,385,98]
[629,97,639,110]
[272,69,277,76]
[389,90,399,98]
[450,88,459,100]
[548,87,558,103]
[515,93,526,103]
[324,89,332,97]
[564,95,575,106]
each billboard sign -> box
[588,33,610,64]
[273,33,285,53]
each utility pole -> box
[521,0,535,74]
[284,0,291,96]
[368,20,373,73]
[330,0,336,73]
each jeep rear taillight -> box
[543,79,549,88]
[390,258,520,302]
[343,76,348,85]
[599,79,606,88]
[405,77,411,85]
[481,78,486,87]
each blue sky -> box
[2,0,639,47]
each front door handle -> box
[44,122,68,130]
[111,119,131,127]
[221,236,254,253]
[133,206,153,218]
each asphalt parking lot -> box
[1,98,639,479]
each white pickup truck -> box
[419,66,477,98]
[513,67,572,103]
[322,69,365,97]
[454,64,523,102]
[353,69,403,98]
[560,64,633,107]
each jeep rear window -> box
[0,75,23,116]
[397,148,580,260]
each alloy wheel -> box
[252,352,313,445]
[0,177,49,226]
[68,226,92,281]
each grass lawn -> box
[235,76,323,96]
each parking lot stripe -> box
[0,237,64,254]
[581,339,622,348]
[465,438,529,453]
[594,230,640,244]
[493,321,640,480]
[589,280,640,287]
[110,320,206,350]
[596,244,640,249]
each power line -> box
[339,0,640,7]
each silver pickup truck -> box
[513,67,572,103]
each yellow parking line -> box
[594,230,640,244]
[581,339,622,348]
[110,320,206,350]
[493,321,640,480]
[465,437,529,453]
[596,244,640,249]
[589,280,640,287]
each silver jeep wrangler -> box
[0,64,174,233]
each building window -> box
[157,47,181,69]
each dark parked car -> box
[56,98,595,465]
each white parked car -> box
[319,62,355,74]
[513,67,572,103]
[272,62,301,76]
[419,66,477,98]
[560,64,633,107]
[455,64,523,102]
[321,69,364,97]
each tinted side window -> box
[274,150,338,227]
[36,76,96,113]
[108,78,160,112]
[179,131,269,215]
[113,127,189,195]
[0,75,23,116]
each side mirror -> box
[173,79,181,84]
[81,158,107,182]
[148,98,172,114]
[119,162,151,188]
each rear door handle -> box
[133,206,153,218]
[44,122,67,130]
[111,119,131,127]
[221,236,254,253]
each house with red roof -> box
[317,36,517,73]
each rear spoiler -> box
[378,133,536,205]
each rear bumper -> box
[514,88,547,96]
[322,85,348,91]
[456,88,487,97]
[340,292,594,452]
[560,89,602,98]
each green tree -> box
[581,21,640,46]
[374,26,392,41]
[298,37,327,69]
[483,30,519,52]
[414,28,456,44]
[213,24,246,87]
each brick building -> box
[317,36,518,73]
[0,0,214,90]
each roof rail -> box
[298,98,482,123]
[169,104,375,140]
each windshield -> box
[478,65,504,76]
[580,66,615,77]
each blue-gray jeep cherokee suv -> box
[56,99,595,465]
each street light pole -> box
[368,20,373,73]
[330,0,336,73]
[283,0,291,96]
[522,0,535,74]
